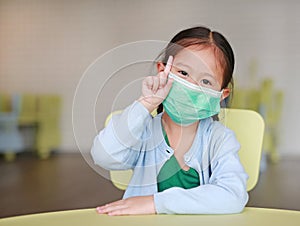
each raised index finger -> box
[164,55,173,76]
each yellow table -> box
[1,207,300,226]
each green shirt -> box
[157,127,200,192]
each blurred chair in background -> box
[18,94,38,152]
[0,94,24,161]
[258,79,284,163]
[0,93,61,161]
[19,94,37,126]
[230,78,283,165]
[35,95,61,159]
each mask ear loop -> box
[217,88,230,122]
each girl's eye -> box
[178,70,188,77]
[201,79,212,86]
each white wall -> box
[0,0,299,156]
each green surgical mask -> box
[162,72,223,126]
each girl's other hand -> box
[96,195,156,216]
[138,56,173,113]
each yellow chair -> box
[35,95,61,159]
[219,108,265,191]
[259,79,283,163]
[106,108,265,192]
[18,94,37,126]
[230,89,260,112]
[0,94,24,161]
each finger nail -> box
[96,207,103,213]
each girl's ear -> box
[221,88,230,101]
[156,62,165,72]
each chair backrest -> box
[19,94,38,125]
[0,94,21,115]
[219,108,265,191]
[107,108,265,191]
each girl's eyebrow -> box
[174,62,192,70]
[199,72,215,78]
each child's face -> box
[171,46,224,91]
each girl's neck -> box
[161,113,199,153]
[161,112,199,170]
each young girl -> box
[91,26,248,215]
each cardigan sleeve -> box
[91,101,152,170]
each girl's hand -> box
[96,195,156,216]
[138,56,173,113]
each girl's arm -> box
[91,100,152,170]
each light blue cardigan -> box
[91,101,248,214]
